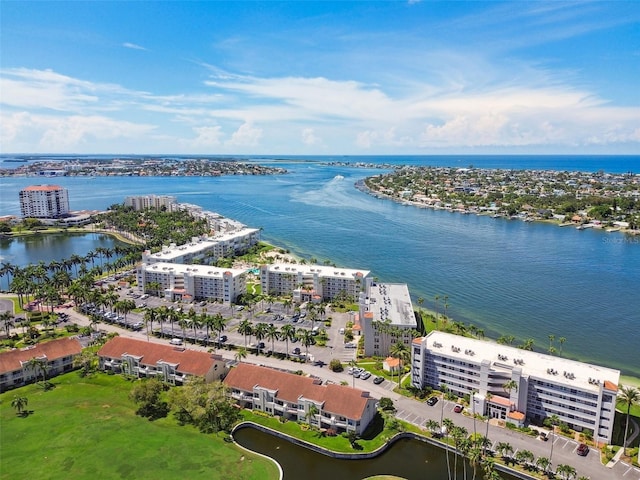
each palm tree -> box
[548,413,560,466]
[619,386,640,456]
[440,383,448,426]
[442,418,455,480]
[450,425,468,480]
[484,391,493,447]
[503,379,518,400]
[26,357,48,385]
[238,319,253,347]
[1,310,15,338]
[211,313,228,349]
[389,340,410,388]
[279,324,296,357]
[496,441,513,462]
[535,456,551,475]
[253,322,268,355]
[11,395,28,416]
[265,323,279,354]
[426,419,440,436]
[297,329,316,362]
[555,463,576,480]
[144,308,157,340]
[235,347,247,363]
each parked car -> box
[218,335,228,343]
[170,338,183,346]
[453,404,463,413]
[360,371,372,380]
[427,396,439,406]
[576,443,589,456]
[293,347,301,355]
[539,432,548,441]
[373,376,384,385]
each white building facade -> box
[137,262,247,303]
[260,263,370,302]
[19,185,70,218]
[124,195,177,211]
[411,331,619,445]
[142,228,260,265]
[360,280,417,357]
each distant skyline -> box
[1,1,639,155]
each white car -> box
[170,338,183,346]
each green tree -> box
[128,377,169,419]
[238,319,253,348]
[11,395,28,416]
[619,386,640,456]
[279,324,296,358]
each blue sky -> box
[1,1,639,154]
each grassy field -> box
[0,373,279,480]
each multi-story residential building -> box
[260,263,370,303]
[360,280,417,357]
[98,337,228,384]
[224,363,378,435]
[142,228,260,265]
[0,337,82,392]
[19,184,70,218]
[124,195,177,211]
[411,331,620,445]
[137,262,247,303]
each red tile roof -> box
[21,185,64,191]
[224,363,374,420]
[98,337,221,376]
[488,395,512,407]
[603,380,618,392]
[0,337,82,374]
[507,411,525,420]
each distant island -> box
[360,166,640,233]
[0,157,287,177]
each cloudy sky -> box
[1,1,639,154]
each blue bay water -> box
[1,155,639,376]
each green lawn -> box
[0,373,278,480]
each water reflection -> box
[233,425,518,480]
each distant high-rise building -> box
[19,185,70,218]
[124,195,177,211]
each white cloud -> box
[190,125,224,147]
[226,122,263,147]
[301,128,321,146]
[122,42,147,51]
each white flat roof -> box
[264,263,370,279]
[147,228,259,261]
[365,282,416,327]
[424,331,619,393]
[142,262,246,278]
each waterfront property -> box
[360,280,416,357]
[124,194,177,211]
[19,184,70,219]
[0,337,82,392]
[224,363,378,435]
[260,263,370,302]
[411,331,620,445]
[136,262,247,303]
[142,228,260,264]
[98,336,228,384]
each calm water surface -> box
[233,426,519,480]
[1,156,638,376]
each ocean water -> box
[1,155,639,376]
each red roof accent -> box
[412,337,423,344]
[507,411,525,420]
[384,357,401,367]
[98,337,221,376]
[21,185,64,191]
[489,395,512,407]
[0,337,82,374]
[224,363,374,420]
[603,380,618,391]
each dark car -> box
[576,443,589,456]
[293,347,301,355]
[539,432,548,441]
[218,335,228,343]
[373,376,384,385]
[427,396,439,406]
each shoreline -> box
[355,179,640,236]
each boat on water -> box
[606,227,621,232]
[577,224,595,230]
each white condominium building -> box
[360,280,417,357]
[411,331,620,445]
[260,263,370,302]
[137,262,247,303]
[19,185,69,218]
[124,195,177,211]
[142,228,260,265]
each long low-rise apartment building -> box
[137,262,247,303]
[260,263,370,302]
[0,337,82,392]
[142,228,260,265]
[224,363,378,435]
[360,279,417,357]
[411,331,619,445]
[98,337,228,384]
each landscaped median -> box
[0,372,278,480]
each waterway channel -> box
[233,425,520,480]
